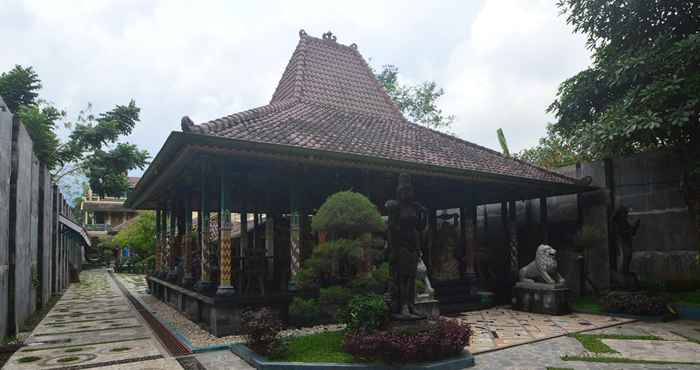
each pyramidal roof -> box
[181,30,576,185]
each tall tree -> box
[0,65,149,198]
[544,1,700,250]
[516,124,582,168]
[375,65,454,131]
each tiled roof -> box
[181,31,575,185]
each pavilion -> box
[125,30,589,336]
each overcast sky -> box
[2,0,592,177]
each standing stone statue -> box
[385,173,427,319]
[612,206,640,274]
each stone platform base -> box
[414,298,441,320]
[512,282,570,315]
[148,276,291,337]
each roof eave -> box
[126,132,592,209]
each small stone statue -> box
[385,173,427,319]
[519,244,566,287]
[416,254,435,299]
[612,206,640,274]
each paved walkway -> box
[6,269,700,370]
[3,270,252,370]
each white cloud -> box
[442,0,591,153]
[1,0,590,174]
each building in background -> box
[82,176,141,237]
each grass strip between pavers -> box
[568,333,661,354]
[19,336,151,352]
[562,355,699,365]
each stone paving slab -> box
[458,307,633,353]
[603,338,700,363]
[5,339,162,370]
[3,270,174,370]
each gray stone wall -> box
[476,150,699,299]
[1,96,88,337]
[13,117,35,331]
[0,97,12,338]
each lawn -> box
[573,296,602,314]
[274,330,354,363]
[670,291,700,305]
[568,333,660,354]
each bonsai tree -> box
[311,191,385,239]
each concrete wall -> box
[12,117,35,331]
[1,96,87,337]
[0,98,12,337]
[476,150,699,299]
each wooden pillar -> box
[508,200,518,279]
[540,197,549,244]
[182,195,193,287]
[166,200,178,281]
[216,171,235,296]
[195,171,215,292]
[288,175,304,289]
[265,213,274,280]
[159,202,167,278]
[155,208,162,274]
[426,208,437,275]
[458,206,467,278]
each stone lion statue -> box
[519,244,566,286]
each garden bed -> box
[231,340,475,370]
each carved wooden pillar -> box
[427,208,437,275]
[288,176,304,288]
[154,207,162,274]
[508,200,519,279]
[182,195,194,287]
[195,171,215,292]
[167,200,178,281]
[217,171,235,296]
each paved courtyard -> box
[5,269,700,370]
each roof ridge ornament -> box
[181,116,196,132]
[322,31,337,42]
[350,43,358,50]
[299,29,307,38]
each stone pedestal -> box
[414,297,440,319]
[512,282,570,315]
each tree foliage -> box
[311,191,385,238]
[112,212,156,258]
[516,124,582,168]
[534,0,700,251]
[546,0,700,162]
[375,65,454,131]
[0,65,149,197]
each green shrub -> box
[289,297,321,327]
[293,239,363,288]
[311,191,385,238]
[348,263,390,294]
[340,294,387,333]
[320,286,354,306]
[601,291,670,316]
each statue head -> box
[397,173,414,202]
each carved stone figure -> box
[519,244,566,286]
[416,254,434,299]
[612,206,640,274]
[385,173,427,319]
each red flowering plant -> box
[343,318,471,364]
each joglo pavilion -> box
[125,30,589,336]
